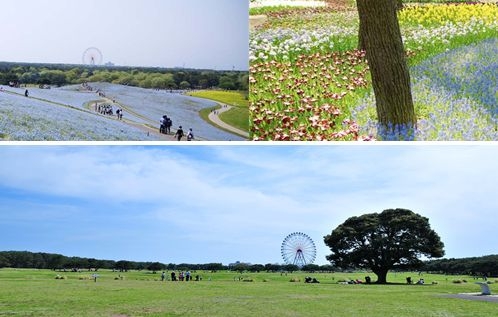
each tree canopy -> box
[324,208,444,283]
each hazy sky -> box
[0,0,248,70]
[0,145,497,265]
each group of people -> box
[406,277,425,285]
[95,103,122,119]
[116,108,123,120]
[81,82,93,92]
[304,276,320,283]
[160,115,194,141]
[173,126,194,141]
[162,271,200,281]
[159,115,173,134]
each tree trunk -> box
[356,0,415,140]
[373,268,389,284]
[397,0,404,11]
[358,14,366,51]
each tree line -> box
[0,251,223,272]
[423,255,498,276]
[0,251,334,273]
[0,62,248,91]
[1,250,496,275]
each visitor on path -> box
[165,117,172,134]
[24,89,29,97]
[187,128,194,141]
[160,116,166,133]
[161,271,165,281]
[160,115,172,134]
[174,126,184,141]
[171,271,177,281]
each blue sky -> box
[0,0,248,70]
[0,145,497,265]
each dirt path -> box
[208,103,250,139]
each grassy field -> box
[1,269,496,316]
[188,90,249,132]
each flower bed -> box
[249,3,498,140]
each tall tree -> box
[324,208,444,284]
[356,0,415,140]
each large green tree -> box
[356,0,415,140]
[324,208,444,284]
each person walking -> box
[174,126,184,141]
[187,128,194,141]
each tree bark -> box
[356,0,415,140]
[397,0,404,11]
[373,268,389,284]
[358,14,366,51]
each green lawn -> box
[1,269,496,316]
[188,90,249,132]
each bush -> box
[452,279,466,283]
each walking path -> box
[207,103,250,139]
[93,98,177,141]
[442,293,498,303]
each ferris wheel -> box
[82,47,103,66]
[281,232,316,268]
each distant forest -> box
[1,251,497,275]
[0,62,249,91]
